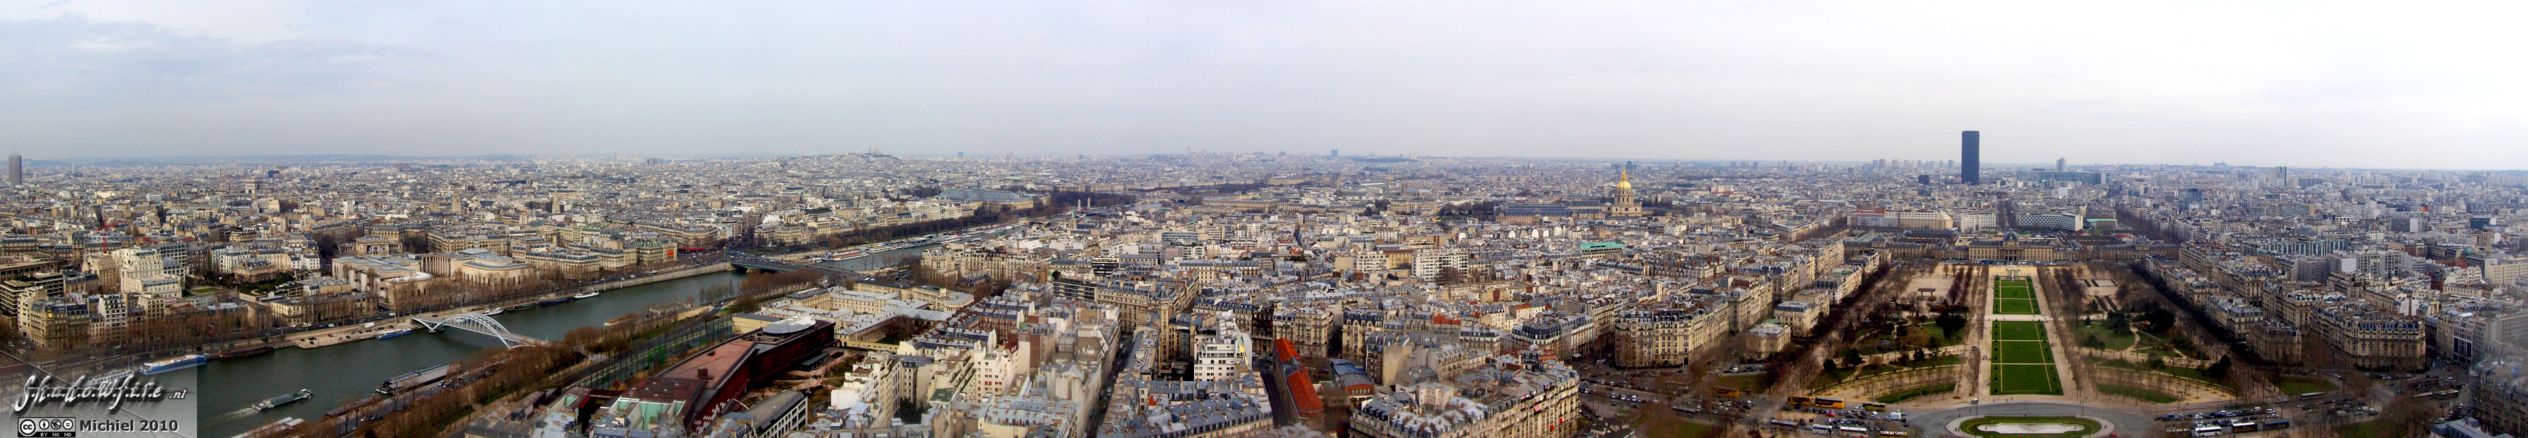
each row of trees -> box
[1758,260,1901,392]
[2120,262,2270,367]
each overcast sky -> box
[4,1,2524,169]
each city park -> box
[1582,255,2407,438]
[1793,263,2245,437]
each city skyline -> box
[4,149,2479,174]
[3,130,2520,437]
[4,1,2527,169]
[8,3,2528,437]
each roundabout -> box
[1909,402,2145,438]
[1951,415,2107,437]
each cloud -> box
[0,15,418,109]
[0,1,2522,169]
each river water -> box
[198,272,743,437]
[196,240,948,437]
[818,243,936,271]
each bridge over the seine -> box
[729,256,866,277]
[413,312,544,348]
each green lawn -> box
[1994,299,2039,314]
[1995,341,2054,363]
[1995,279,2034,295]
[1991,364,2063,395]
[1988,320,2061,395]
[1992,321,2047,341]
[2099,384,2180,403]
[1995,286,2034,300]
[1992,278,2039,315]
[2275,376,2337,395]
[1957,416,2102,438]
[1925,323,1959,343]
[2092,357,2233,390]
[1874,383,1956,404]
[2074,324,2138,350]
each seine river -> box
[196,272,742,437]
[196,241,942,438]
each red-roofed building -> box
[1285,366,1324,419]
[1269,338,1326,422]
[601,320,835,432]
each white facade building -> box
[1194,314,1253,381]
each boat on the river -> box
[572,291,600,300]
[377,364,454,395]
[375,328,415,340]
[483,308,504,316]
[252,389,311,411]
[537,296,569,307]
[139,354,208,376]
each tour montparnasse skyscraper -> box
[1960,130,1980,185]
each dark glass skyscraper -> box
[1960,131,1980,185]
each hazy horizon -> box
[6,1,2525,170]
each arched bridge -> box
[413,312,543,348]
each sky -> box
[3,1,2525,169]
